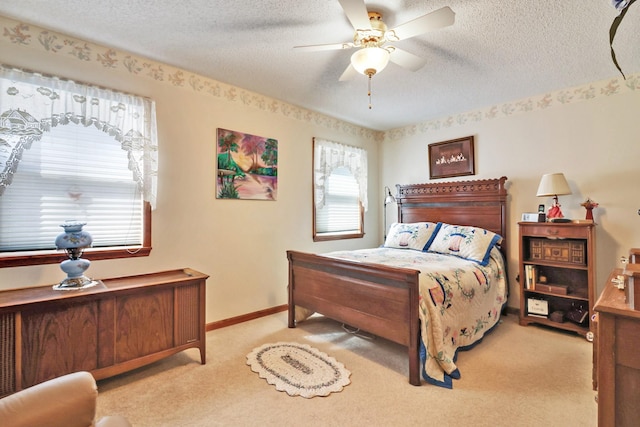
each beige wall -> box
[381,87,640,305]
[1,16,639,319]
[0,17,382,322]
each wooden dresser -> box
[0,268,208,397]
[594,268,640,426]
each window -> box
[313,138,367,241]
[314,167,362,235]
[0,65,158,267]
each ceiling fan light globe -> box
[350,47,390,76]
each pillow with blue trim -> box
[429,223,502,266]
[384,222,441,251]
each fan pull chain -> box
[368,74,373,109]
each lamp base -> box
[53,276,99,291]
[549,218,572,223]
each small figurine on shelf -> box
[547,198,564,220]
[580,198,599,221]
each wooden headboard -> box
[396,176,508,256]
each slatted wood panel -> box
[176,283,200,345]
[0,313,15,397]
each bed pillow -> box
[384,222,441,251]
[428,223,502,266]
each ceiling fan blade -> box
[338,0,371,30]
[294,42,355,52]
[389,47,427,72]
[339,64,359,81]
[387,6,455,41]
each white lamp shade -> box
[351,47,390,76]
[536,173,572,197]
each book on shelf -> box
[528,313,548,319]
[535,283,569,295]
[524,265,538,290]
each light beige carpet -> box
[96,312,597,426]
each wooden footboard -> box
[287,250,422,386]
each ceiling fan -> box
[294,0,455,107]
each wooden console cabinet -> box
[0,268,208,397]
[594,268,640,426]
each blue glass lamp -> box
[54,220,98,290]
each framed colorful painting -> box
[216,128,278,200]
[428,136,475,179]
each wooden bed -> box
[287,176,508,386]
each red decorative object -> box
[547,198,564,219]
[581,198,599,221]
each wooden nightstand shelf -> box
[518,222,596,337]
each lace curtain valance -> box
[0,65,158,208]
[314,138,368,211]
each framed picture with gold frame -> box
[428,136,475,179]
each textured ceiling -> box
[0,1,638,131]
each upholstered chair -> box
[0,371,131,427]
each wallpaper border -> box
[385,73,640,141]
[0,15,380,142]
[1,15,638,144]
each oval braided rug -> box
[246,342,351,398]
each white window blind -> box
[313,138,367,239]
[315,167,360,234]
[0,123,142,251]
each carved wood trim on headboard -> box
[396,176,507,202]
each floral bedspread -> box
[323,247,507,388]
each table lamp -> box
[536,173,572,221]
[54,220,98,290]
